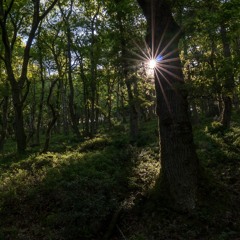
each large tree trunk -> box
[137,0,199,211]
[12,85,27,154]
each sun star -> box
[149,59,157,69]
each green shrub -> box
[79,136,111,152]
[205,121,224,134]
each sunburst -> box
[125,24,182,115]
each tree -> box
[177,0,240,126]
[113,0,140,141]
[137,0,200,211]
[0,0,58,153]
[59,0,81,138]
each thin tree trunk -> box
[36,74,45,145]
[27,78,37,144]
[59,1,81,138]
[95,84,100,131]
[115,0,139,140]
[126,80,139,141]
[77,54,90,136]
[43,79,58,153]
[107,75,113,128]
[220,23,234,129]
[0,0,58,153]
[66,27,81,138]
[0,96,9,151]
[90,39,97,136]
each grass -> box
[0,117,240,239]
[0,124,159,240]
[116,119,240,240]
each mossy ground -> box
[0,117,240,240]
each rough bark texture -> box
[137,0,199,211]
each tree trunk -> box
[12,86,27,154]
[126,80,139,141]
[59,2,81,138]
[36,44,45,145]
[27,78,37,144]
[115,0,139,140]
[221,96,232,128]
[90,39,97,136]
[137,0,199,211]
[66,26,81,138]
[0,96,9,151]
[43,79,58,153]
[220,23,234,129]
[0,0,58,153]
[77,54,90,136]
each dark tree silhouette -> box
[137,0,200,211]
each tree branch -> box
[40,0,58,20]
[4,0,15,19]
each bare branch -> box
[4,0,15,18]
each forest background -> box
[0,0,240,239]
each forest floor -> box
[0,117,240,240]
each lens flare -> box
[149,59,157,69]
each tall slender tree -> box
[0,0,58,153]
[59,0,81,138]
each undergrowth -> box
[0,118,240,240]
[0,123,159,240]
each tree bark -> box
[137,0,199,211]
[66,26,81,138]
[36,42,45,145]
[126,80,139,141]
[0,0,58,153]
[220,23,234,129]
[0,96,9,151]
[59,1,81,138]
[42,79,58,153]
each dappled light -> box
[0,0,240,239]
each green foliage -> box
[205,121,225,134]
[1,116,240,239]
[128,147,160,193]
[0,140,130,239]
[79,136,111,152]
[120,117,240,240]
[0,120,160,239]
